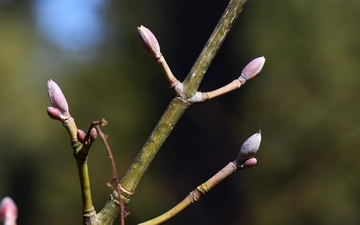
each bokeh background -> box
[1,0,360,224]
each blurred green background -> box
[1,0,360,224]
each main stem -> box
[182,0,247,97]
[119,0,247,205]
[120,98,189,201]
[74,155,96,219]
[63,118,96,224]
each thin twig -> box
[139,160,255,225]
[93,119,127,225]
[157,56,179,88]
[200,79,244,102]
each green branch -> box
[182,0,247,97]
[138,162,239,225]
[119,0,248,204]
[48,0,251,223]
[66,119,97,224]
[120,98,189,202]
[47,80,97,224]
[139,131,261,225]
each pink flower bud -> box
[236,130,261,167]
[47,79,69,119]
[137,25,162,60]
[239,56,265,81]
[0,197,18,225]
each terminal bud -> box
[236,130,262,167]
[47,79,70,120]
[137,25,162,60]
[239,56,265,81]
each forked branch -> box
[46,0,265,224]
[120,0,250,203]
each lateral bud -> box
[137,25,162,60]
[239,56,265,82]
[89,127,98,144]
[77,129,87,143]
[47,107,67,122]
[77,128,97,145]
[236,130,262,167]
[241,158,258,168]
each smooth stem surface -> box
[202,79,244,101]
[138,190,202,225]
[197,162,237,193]
[74,156,96,219]
[64,117,96,223]
[158,56,179,87]
[182,0,247,98]
[139,162,238,225]
[120,98,189,201]
[97,193,121,225]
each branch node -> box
[83,206,96,217]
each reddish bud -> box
[77,129,87,143]
[239,56,265,81]
[241,158,257,168]
[89,128,98,143]
[236,131,262,167]
[137,25,162,60]
[47,107,67,122]
[0,197,18,225]
[47,79,70,119]
[77,128,97,145]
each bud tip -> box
[239,56,266,81]
[236,131,262,167]
[47,79,70,119]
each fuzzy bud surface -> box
[239,56,265,81]
[236,131,262,166]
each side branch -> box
[68,119,97,224]
[119,0,249,205]
[93,119,127,225]
[47,80,96,224]
[182,0,247,98]
[138,160,256,225]
[138,131,261,224]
